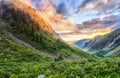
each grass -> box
[104,46,120,57]
[0,58,120,78]
[0,20,53,63]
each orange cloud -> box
[35,0,77,31]
[104,0,108,4]
[60,28,112,43]
[11,0,55,34]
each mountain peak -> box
[7,0,56,35]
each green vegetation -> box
[0,22,53,62]
[104,45,120,57]
[0,27,119,77]
[0,15,120,78]
[83,29,120,57]
[91,29,120,51]
[0,57,120,78]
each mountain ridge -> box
[75,28,120,57]
[2,0,56,35]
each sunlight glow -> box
[60,28,112,43]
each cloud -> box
[60,28,112,43]
[56,2,68,15]
[55,0,120,18]
[79,0,120,15]
[28,0,77,31]
[60,15,120,42]
[76,15,120,34]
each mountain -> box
[111,22,120,30]
[74,39,89,49]
[75,29,120,57]
[1,0,95,59]
[2,0,55,35]
[0,20,52,62]
[1,20,120,78]
[1,15,120,78]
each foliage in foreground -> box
[0,57,120,78]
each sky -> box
[55,0,120,24]
[31,0,120,43]
[3,0,120,43]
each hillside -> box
[1,0,95,59]
[0,19,53,62]
[9,0,55,34]
[0,21,120,78]
[0,21,120,77]
[76,29,120,57]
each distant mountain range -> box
[75,28,120,57]
[74,39,89,49]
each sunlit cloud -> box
[60,28,112,43]
[29,0,77,31]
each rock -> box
[0,53,4,56]
[38,74,45,78]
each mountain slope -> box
[74,39,89,49]
[1,0,95,59]
[0,20,120,77]
[10,0,55,34]
[0,19,53,62]
[76,29,120,56]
